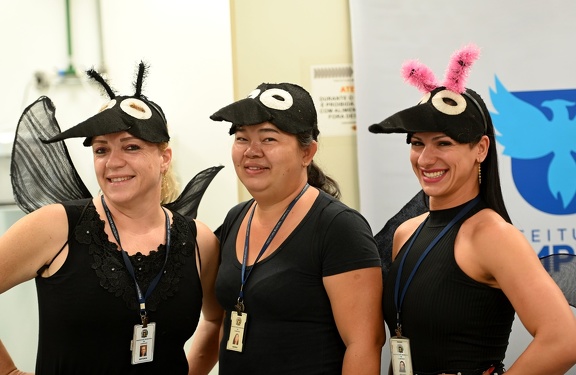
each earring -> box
[478,164,482,185]
[161,172,169,202]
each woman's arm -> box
[187,220,223,375]
[470,214,576,374]
[321,209,385,375]
[0,204,68,375]
[0,339,33,375]
[0,204,68,293]
[324,267,385,375]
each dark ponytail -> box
[307,161,341,199]
[296,132,341,199]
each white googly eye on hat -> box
[248,89,261,99]
[120,98,153,120]
[259,88,294,111]
[431,89,467,115]
[103,99,117,110]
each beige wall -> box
[229,0,359,209]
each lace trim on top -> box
[74,205,197,311]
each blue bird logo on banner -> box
[489,77,576,215]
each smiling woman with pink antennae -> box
[370,44,576,375]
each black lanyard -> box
[393,196,480,335]
[235,183,309,313]
[101,195,171,325]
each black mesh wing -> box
[11,96,92,213]
[540,253,576,307]
[12,96,223,219]
[164,165,224,219]
[374,189,429,279]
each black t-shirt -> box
[216,191,381,375]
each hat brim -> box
[369,90,486,144]
[42,96,169,146]
[369,103,441,134]
[210,98,273,131]
[42,109,132,144]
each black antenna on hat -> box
[134,61,148,98]
[86,68,116,99]
[130,61,166,123]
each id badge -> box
[390,337,413,375]
[226,311,247,352]
[131,322,155,364]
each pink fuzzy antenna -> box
[442,43,480,93]
[401,60,439,94]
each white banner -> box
[350,0,576,255]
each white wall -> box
[0,0,236,372]
[228,0,360,208]
[0,0,237,229]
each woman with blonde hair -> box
[0,62,223,375]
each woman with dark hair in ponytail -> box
[370,44,576,375]
[210,82,384,375]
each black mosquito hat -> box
[42,62,169,146]
[210,82,319,140]
[368,86,489,143]
[369,44,489,143]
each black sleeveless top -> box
[34,199,203,375]
[383,198,515,374]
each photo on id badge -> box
[131,323,155,364]
[226,311,247,352]
[390,337,413,375]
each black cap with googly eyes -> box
[368,86,489,143]
[210,82,319,140]
[42,95,169,146]
[41,62,170,146]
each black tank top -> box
[383,198,515,374]
[35,199,203,374]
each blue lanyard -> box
[101,195,171,325]
[236,183,309,313]
[393,196,480,335]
